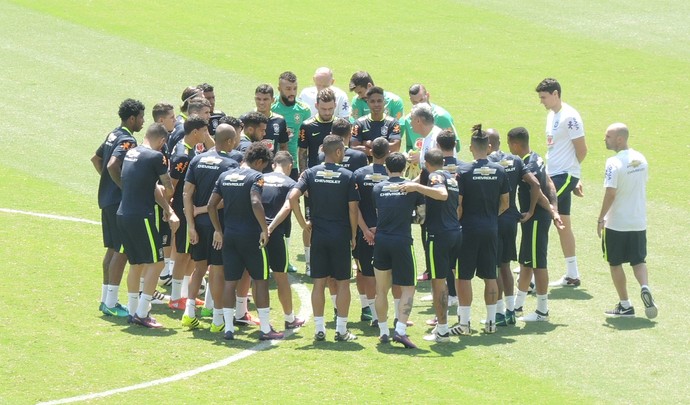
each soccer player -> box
[349,71,404,121]
[208,142,284,341]
[91,98,144,316]
[299,67,351,119]
[536,78,588,288]
[168,116,211,310]
[506,127,563,322]
[168,87,202,150]
[118,123,179,328]
[351,86,401,158]
[236,111,269,153]
[181,124,240,331]
[168,97,214,153]
[217,116,245,163]
[261,151,306,329]
[288,135,360,342]
[197,82,226,136]
[372,152,425,348]
[597,123,657,319]
[271,71,312,180]
[400,84,459,155]
[297,88,338,275]
[452,127,509,334]
[254,84,289,154]
[353,138,391,327]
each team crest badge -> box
[415,138,424,150]
[294,114,302,124]
[273,122,280,134]
[381,125,388,136]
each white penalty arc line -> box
[0,208,312,405]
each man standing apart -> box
[536,78,587,287]
[299,67,350,119]
[598,123,657,318]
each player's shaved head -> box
[372,137,390,160]
[486,128,500,151]
[214,124,237,145]
[385,152,407,173]
[322,134,344,156]
[146,123,169,140]
[313,67,334,89]
[425,148,444,168]
[606,123,629,139]
[273,151,293,168]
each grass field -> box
[1,1,688,403]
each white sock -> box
[359,294,368,308]
[486,304,497,323]
[314,316,325,333]
[139,277,145,293]
[565,256,579,278]
[136,294,152,317]
[127,293,139,316]
[285,312,295,323]
[162,258,172,276]
[620,300,632,309]
[336,316,348,334]
[213,308,224,326]
[181,275,190,298]
[504,295,515,311]
[394,299,400,320]
[305,247,310,266]
[330,295,337,308]
[515,289,528,309]
[368,299,378,321]
[223,308,235,333]
[235,297,247,318]
[496,299,505,315]
[379,321,389,337]
[456,305,462,318]
[394,319,407,336]
[641,284,650,291]
[258,307,271,333]
[184,298,196,318]
[437,323,449,335]
[459,306,471,325]
[537,294,549,314]
[105,285,119,308]
[171,279,183,301]
[101,284,108,303]
[204,282,213,309]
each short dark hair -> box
[436,129,456,152]
[349,71,373,91]
[146,123,169,140]
[118,99,145,121]
[331,118,351,137]
[241,111,268,128]
[152,102,174,121]
[365,86,384,98]
[408,84,424,96]
[197,83,214,93]
[273,151,293,167]
[245,142,272,165]
[507,127,530,146]
[322,134,344,155]
[255,84,274,97]
[385,152,406,173]
[372,137,390,159]
[279,71,297,83]
[535,78,561,98]
[316,88,336,104]
[219,115,243,131]
[471,124,489,150]
[425,148,444,168]
[184,115,208,135]
[180,86,202,111]
[187,97,211,115]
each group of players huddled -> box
[93,69,658,348]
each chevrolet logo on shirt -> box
[498,159,514,167]
[382,184,402,192]
[442,164,457,173]
[200,156,223,165]
[364,173,389,182]
[474,167,497,176]
[629,160,642,168]
[263,175,286,184]
[316,170,342,179]
[225,173,246,181]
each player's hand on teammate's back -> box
[212,230,223,250]
[574,180,584,197]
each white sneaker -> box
[447,296,459,307]
[549,274,581,287]
[419,294,433,302]
[519,310,549,322]
[483,320,496,334]
[449,322,471,336]
[151,290,170,305]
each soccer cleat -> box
[305,264,311,276]
[641,287,658,319]
[194,298,205,306]
[158,273,173,287]
[168,298,187,310]
[605,303,635,317]
[360,306,373,322]
[514,306,524,317]
[287,263,298,273]
[519,310,550,322]
[131,314,163,328]
[102,303,129,317]
[370,319,379,328]
[484,320,497,334]
[98,302,106,312]
[259,327,284,340]
[426,317,438,326]
[233,313,259,326]
[393,318,414,328]
[181,314,200,330]
[223,330,234,340]
[392,331,417,348]
[285,317,306,329]
[200,307,213,317]
[494,313,507,326]
[448,296,459,307]
[378,334,390,344]
[549,275,581,287]
[449,322,471,336]
[210,323,225,333]
[505,310,517,325]
[423,330,450,343]
[151,290,170,305]
[126,315,134,324]
[528,282,535,294]
[334,330,358,342]
[417,272,430,282]
[314,331,326,341]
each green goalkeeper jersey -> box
[400,103,459,152]
[351,90,404,122]
[271,97,312,167]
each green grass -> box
[0,0,688,403]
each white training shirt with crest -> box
[603,148,648,231]
[545,102,584,177]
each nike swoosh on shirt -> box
[312,132,320,136]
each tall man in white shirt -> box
[299,67,350,119]
[536,78,587,287]
[597,123,657,319]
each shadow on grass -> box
[603,317,656,330]
[295,340,366,352]
[548,287,594,301]
[375,341,431,355]
[121,324,178,337]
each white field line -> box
[0,207,312,404]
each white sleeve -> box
[603,158,618,189]
[567,110,584,140]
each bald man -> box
[299,67,350,119]
[597,123,657,319]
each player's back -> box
[261,171,296,234]
[186,150,239,207]
[216,166,264,234]
[354,164,389,228]
[373,177,422,240]
[489,150,523,222]
[119,146,166,217]
[457,159,508,229]
[97,127,137,209]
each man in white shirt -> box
[299,67,350,119]
[409,103,441,172]
[597,123,657,319]
[536,78,587,288]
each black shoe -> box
[605,303,635,317]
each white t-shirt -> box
[298,86,350,119]
[419,126,442,169]
[603,148,648,231]
[545,102,584,177]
